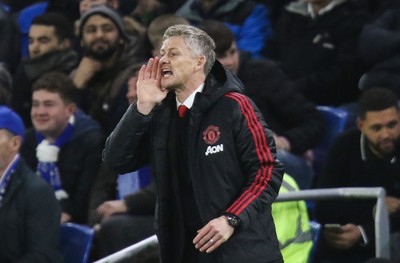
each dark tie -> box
[178,105,189,118]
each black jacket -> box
[103,61,284,263]
[358,7,400,96]
[0,158,62,263]
[21,110,105,224]
[265,0,370,105]
[239,53,324,154]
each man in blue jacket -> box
[103,24,284,263]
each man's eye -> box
[102,25,115,32]
[388,121,398,129]
[85,27,96,33]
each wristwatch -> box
[223,212,241,228]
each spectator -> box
[271,173,314,263]
[147,14,190,57]
[11,12,78,128]
[20,72,105,224]
[0,3,20,73]
[0,106,62,262]
[89,65,155,260]
[314,88,400,263]
[358,6,400,97]
[129,0,186,26]
[264,0,370,106]
[92,181,156,260]
[126,64,141,104]
[79,0,120,15]
[175,0,272,58]
[87,63,144,225]
[78,0,147,43]
[103,24,284,263]
[199,19,324,189]
[0,63,12,105]
[72,4,148,134]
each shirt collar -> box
[360,133,398,163]
[176,83,205,109]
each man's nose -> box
[30,42,39,52]
[380,127,391,139]
[159,55,168,64]
[94,28,105,38]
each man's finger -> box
[206,238,224,253]
[151,57,159,79]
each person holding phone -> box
[314,88,400,263]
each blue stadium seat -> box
[313,106,348,179]
[308,106,348,214]
[17,1,49,58]
[60,223,94,263]
[308,220,321,263]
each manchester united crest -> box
[203,125,221,145]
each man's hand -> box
[137,57,168,115]
[61,212,72,223]
[323,223,362,250]
[273,133,291,152]
[72,57,102,89]
[97,200,128,219]
[384,196,400,214]
[193,215,235,253]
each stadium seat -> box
[308,106,348,215]
[60,223,94,263]
[312,106,348,179]
[17,1,49,58]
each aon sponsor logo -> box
[205,144,224,156]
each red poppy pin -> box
[203,125,221,145]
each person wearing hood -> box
[72,4,148,134]
[103,24,284,263]
[20,72,105,224]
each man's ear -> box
[11,136,22,152]
[356,117,363,131]
[67,103,77,115]
[195,56,206,71]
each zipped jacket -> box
[103,61,284,263]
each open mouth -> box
[162,69,173,77]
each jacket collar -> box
[360,133,398,163]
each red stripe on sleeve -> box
[224,92,274,215]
